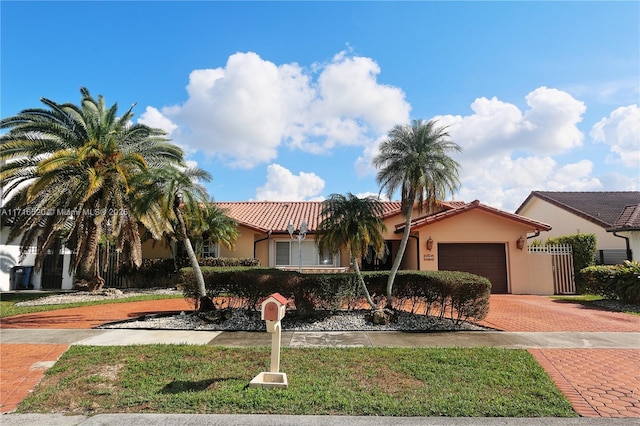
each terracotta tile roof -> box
[397,200,552,233]
[607,204,640,232]
[216,201,403,234]
[516,191,640,228]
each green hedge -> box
[116,257,259,288]
[178,267,491,323]
[117,258,187,288]
[580,260,640,304]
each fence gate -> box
[528,244,575,294]
[98,249,126,288]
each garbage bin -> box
[10,266,33,290]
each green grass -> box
[551,294,640,315]
[0,292,184,318]
[18,345,576,417]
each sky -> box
[1,1,639,212]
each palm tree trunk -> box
[385,211,413,309]
[173,205,207,300]
[352,255,377,310]
[76,216,105,291]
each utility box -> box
[260,293,287,322]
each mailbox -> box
[260,293,288,322]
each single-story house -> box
[203,200,553,295]
[607,203,640,262]
[516,191,640,264]
[2,199,558,295]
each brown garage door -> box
[438,243,508,293]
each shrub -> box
[614,260,640,304]
[198,257,260,267]
[580,261,640,304]
[117,258,187,288]
[579,265,617,298]
[178,267,491,324]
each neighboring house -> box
[0,215,74,292]
[2,199,556,295]
[516,191,640,264]
[607,204,640,262]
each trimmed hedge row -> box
[178,267,491,323]
[116,257,259,288]
[580,261,640,304]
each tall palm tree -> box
[315,193,387,310]
[373,119,461,308]
[0,88,184,290]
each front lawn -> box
[0,292,184,318]
[18,345,576,417]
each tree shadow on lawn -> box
[160,377,242,394]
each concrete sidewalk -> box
[1,328,639,349]
[1,413,638,426]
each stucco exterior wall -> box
[614,230,640,262]
[221,227,256,260]
[410,209,546,294]
[518,198,623,250]
[526,252,555,295]
[141,238,173,259]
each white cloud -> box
[254,164,325,201]
[138,106,178,135]
[590,104,640,168]
[456,155,602,211]
[435,87,586,158]
[147,51,410,169]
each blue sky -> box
[2,1,639,211]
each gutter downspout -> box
[612,232,632,262]
[527,230,541,240]
[254,230,272,261]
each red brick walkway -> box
[1,295,639,417]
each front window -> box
[274,240,336,267]
[177,239,219,259]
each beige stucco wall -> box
[526,252,555,295]
[141,238,173,259]
[220,226,257,260]
[518,198,623,250]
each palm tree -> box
[315,193,387,310]
[0,88,184,290]
[373,119,461,309]
[131,165,214,303]
[191,204,239,260]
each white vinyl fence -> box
[528,244,575,294]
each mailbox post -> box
[249,292,288,389]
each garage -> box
[438,243,508,293]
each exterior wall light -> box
[426,236,434,251]
[517,236,525,250]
